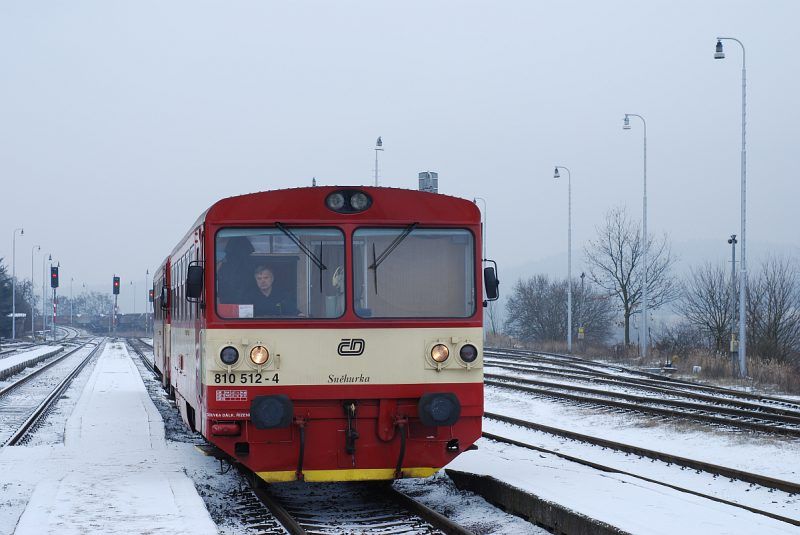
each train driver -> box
[250,265,299,317]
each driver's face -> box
[255,269,274,294]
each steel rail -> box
[484,412,800,494]
[379,485,475,535]
[485,373,800,427]
[0,343,92,398]
[244,470,474,535]
[126,338,158,378]
[485,348,800,409]
[4,340,105,446]
[485,378,800,437]
[485,359,800,416]
[481,432,800,527]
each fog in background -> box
[2,1,799,313]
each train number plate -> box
[212,373,280,385]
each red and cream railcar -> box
[152,186,497,482]
[152,258,171,391]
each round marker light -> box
[350,192,371,211]
[220,346,239,365]
[250,345,270,365]
[459,344,478,363]
[326,192,346,211]
[431,344,450,363]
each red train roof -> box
[204,186,480,226]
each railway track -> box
[483,411,800,494]
[486,347,800,410]
[242,473,473,535]
[126,338,158,378]
[485,358,800,417]
[485,375,800,437]
[1,339,104,446]
[479,427,800,528]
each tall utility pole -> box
[11,227,24,340]
[374,136,383,186]
[51,261,58,342]
[70,277,74,326]
[31,245,40,338]
[42,254,50,339]
[554,166,573,353]
[728,234,738,360]
[714,37,748,378]
[623,113,648,358]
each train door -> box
[193,230,205,433]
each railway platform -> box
[3,341,217,534]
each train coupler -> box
[294,417,307,481]
[394,416,408,479]
[343,401,359,455]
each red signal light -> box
[113,276,120,295]
[50,267,59,288]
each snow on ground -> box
[486,384,800,484]
[483,418,799,521]
[447,439,798,535]
[394,472,548,534]
[0,341,217,534]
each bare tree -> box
[73,291,114,317]
[504,274,614,345]
[486,301,500,336]
[584,207,678,345]
[679,263,735,353]
[746,257,800,364]
[655,320,706,358]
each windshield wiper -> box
[275,222,327,271]
[369,223,418,271]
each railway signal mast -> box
[112,276,120,334]
[50,265,59,341]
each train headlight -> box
[350,192,371,211]
[220,346,239,365]
[431,344,450,363]
[459,344,478,363]
[326,192,346,211]
[250,345,270,365]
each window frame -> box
[213,226,347,321]
[351,226,477,320]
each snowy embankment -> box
[0,346,63,380]
[429,369,800,534]
[0,341,217,535]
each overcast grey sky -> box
[2,1,798,313]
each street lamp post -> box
[131,281,137,314]
[623,113,649,358]
[31,245,40,338]
[714,37,748,378]
[374,136,383,186]
[553,167,573,353]
[11,228,24,340]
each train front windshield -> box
[353,228,475,318]
[215,228,345,319]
